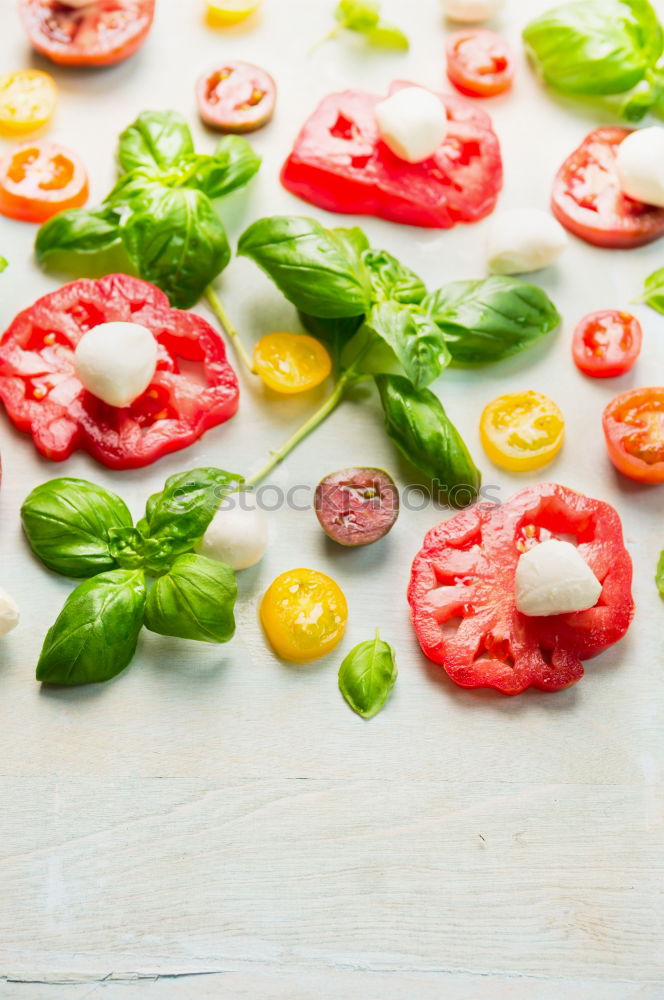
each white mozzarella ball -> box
[74,322,158,409]
[442,0,504,23]
[0,588,20,637]
[375,87,447,164]
[616,127,664,208]
[196,499,268,571]
[487,209,568,274]
[515,540,602,618]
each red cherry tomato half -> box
[572,310,642,379]
[0,140,89,223]
[552,127,664,249]
[19,0,155,68]
[602,388,664,485]
[445,30,514,98]
[197,62,276,133]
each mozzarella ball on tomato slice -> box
[375,87,447,164]
[196,498,268,571]
[442,0,504,23]
[515,539,602,617]
[487,209,568,274]
[616,127,664,208]
[0,587,20,636]
[74,321,158,409]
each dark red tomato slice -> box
[0,275,239,470]
[408,483,634,695]
[572,310,642,379]
[281,81,503,229]
[19,0,155,68]
[446,30,514,98]
[197,61,276,133]
[603,388,664,485]
[552,127,664,249]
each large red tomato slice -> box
[281,81,503,229]
[19,0,155,68]
[551,127,664,249]
[408,483,634,695]
[0,275,239,470]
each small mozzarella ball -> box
[75,322,158,409]
[375,87,447,164]
[515,540,602,618]
[487,209,568,274]
[0,588,20,637]
[196,499,268,571]
[442,0,504,23]
[616,127,664,208]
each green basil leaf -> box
[336,0,380,29]
[118,110,194,173]
[35,207,121,264]
[365,21,410,49]
[36,570,146,686]
[238,216,374,318]
[0,258,7,272]
[656,551,664,597]
[362,248,427,305]
[375,374,481,505]
[144,553,236,644]
[363,301,451,388]
[298,311,364,351]
[21,478,133,579]
[523,0,663,98]
[639,267,664,314]
[338,631,397,719]
[424,276,560,364]
[190,136,261,199]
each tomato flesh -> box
[408,483,634,695]
[552,127,664,249]
[603,388,664,485]
[253,333,331,394]
[260,569,348,662]
[480,391,564,472]
[197,62,276,133]
[19,0,155,67]
[573,310,642,379]
[206,1,261,26]
[0,140,89,223]
[0,275,239,469]
[281,81,503,229]
[0,70,57,136]
[446,30,514,98]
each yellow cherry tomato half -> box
[206,0,261,26]
[0,70,57,136]
[253,333,332,395]
[480,391,565,472]
[260,568,348,663]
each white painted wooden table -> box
[0,0,662,995]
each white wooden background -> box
[0,0,663,995]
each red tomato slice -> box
[408,483,634,695]
[281,81,503,229]
[197,62,276,133]
[0,275,239,470]
[19,0,155,68]
[572,310,642,379]
[552,127,664,249]
[603,388,664,485]
[446,30,514,98]
[0,140,89,224]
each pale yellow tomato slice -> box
[480,391,565,472]
[260,568,348,662]
[253,333,332,395]
[206,0,261,27]
[0,70,57,136]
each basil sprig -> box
[638,267,664,315]
[35,111,261,308]
[338,631,397,719]
[656,552,664,598]
[313,0,409,52]
[22,468,242,686]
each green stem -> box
[309,23,345,54]
[205,286,256,375]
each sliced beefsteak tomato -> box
[0,275,239,470]
[19,0,155,68]
[281,81,503,228]
[408,483,634,695]
[552,127,664,249]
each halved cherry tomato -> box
[253,333,331,394]
[19,0,155,68]
[603,388,664,485]
[206,0,261,26]
[197,61,276,133]
[260,568,348,662]
[446,30,514,98]
[0,140,89,223]
[0,70,57,136]
[552,127,664,249]
[572,310,642,379]
[480,391,565,472]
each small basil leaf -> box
[21,478,133,578]
[144,554,236,644]
[656,551,664,597]
[364,301,451,388]
[424,276,560,364]
[365,21,410,49]
[375,374,481,505]
[639,267,664,314]
[338,631,397,719]
[191,137,261,199]
[35,207,121,264]
[298,311,364,351]
[362,248,427,305]
[118,110,195,173]
[336,0,380,29]
[36,570,146,686]
[238,216,374,318]
[0,258,7,272]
